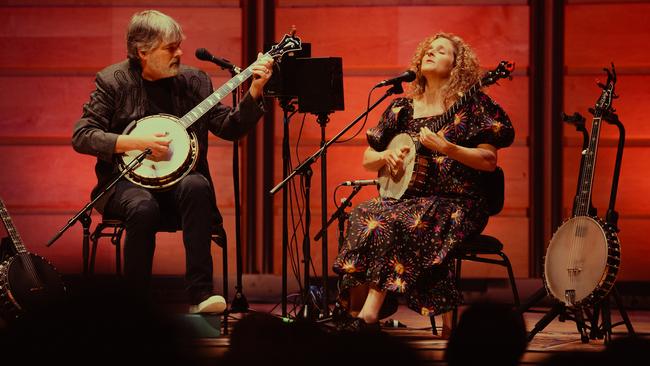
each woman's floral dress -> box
[333,92,515,316]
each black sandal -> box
[336,316,381,334]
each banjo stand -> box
[525,65,634,343]
[585,108,634,343]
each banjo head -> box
[120,114,198,189]
[544,216,619,307]
[378,133,416,199]
[0,253,67,319]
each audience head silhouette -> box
[445,302,527,366]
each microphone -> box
[195,48,242,73]
[341,179,379,187]
[375,70,416,87]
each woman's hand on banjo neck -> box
[115,132,172,162]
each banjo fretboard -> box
[179,66,256,129]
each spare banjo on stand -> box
[118,33,302,189]
[543,66,620,308]
[378,60,514,199]
[0,198,67,320]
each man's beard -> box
[166,63,180,77]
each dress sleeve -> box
[464,92,515,149]
[366,97,409,151]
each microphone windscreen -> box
[195,48,210,60]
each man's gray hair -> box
[126,10,184,61]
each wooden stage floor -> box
[193,303,649,365]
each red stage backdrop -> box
[0,1,648,284]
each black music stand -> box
[295,57,344,318]
[270,81,406,320]
[263,42,310,318]
[278,95,298,318]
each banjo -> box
[118,33,302,189]
[543,64,620,308]
[378,61,514,199]
[0,198,67,320]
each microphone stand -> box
[270,82,406,320]
[278,96,298,318]
[317,112,331,318]
[46,149,152,275]
[314,184,363,244]
[228,66,249,314]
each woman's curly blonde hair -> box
[409,32,481,108]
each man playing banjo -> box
[72,10,273,313]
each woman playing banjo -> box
[333,32,515,336]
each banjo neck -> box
[119,32,302,190]
[178,64,256,130]
[572,65,616,219]
[408,60,515,153]
[179,31,303,129]
[0,198,44,290]
[378,61,514,200]
[573,113,603,218]
[0,198,28,254]
[411,81,483,152]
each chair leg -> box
[499,252,520,307]
[222,242,228,302]
[430,314,438,336]
[89,225,103,275]
[113,227,124,275]
[115,239,122,275]
[452,257,462,327]
[80,212,92,276]
[222,240,229,336]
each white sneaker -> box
[189,295,227,314]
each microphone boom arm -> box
[270,83,405,195]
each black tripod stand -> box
[45,149,152,270]
[314,181,375,317]
[314,184,364,249]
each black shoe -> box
[333,310,356,331]
[337,317,381,334]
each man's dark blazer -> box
[72,59,265,228]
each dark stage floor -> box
[186,303,649,365]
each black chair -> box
[83,213,230,333]
[430,167,520,335]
